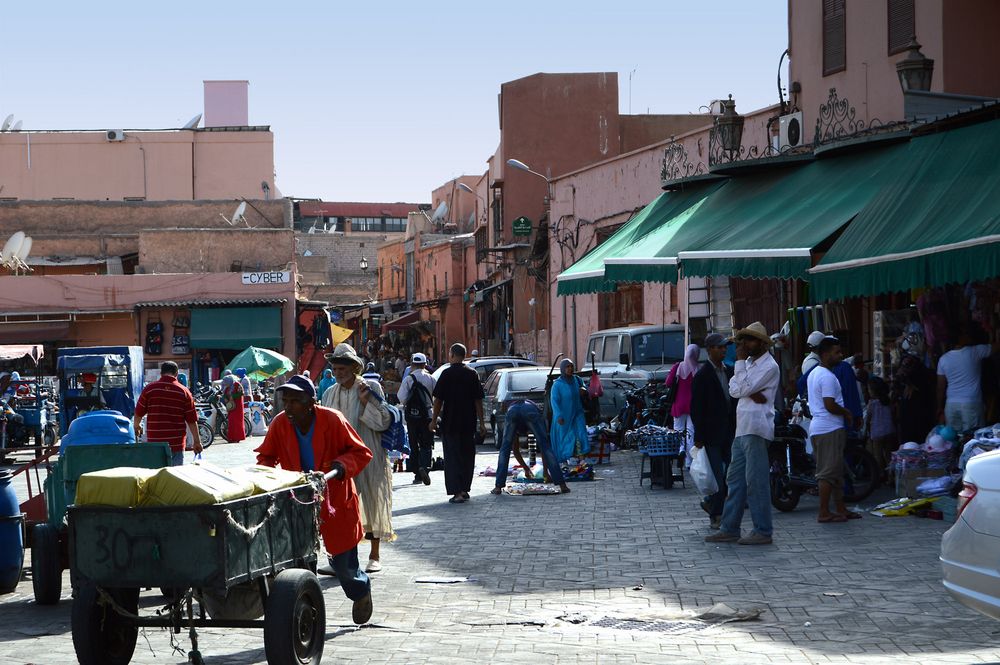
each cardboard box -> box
[897,467,947,499]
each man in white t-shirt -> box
[937,330,996,433]
[807,336,861,524]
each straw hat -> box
[734,322,772,346]
[325,343,364,374]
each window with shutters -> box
[823,0,847,76]
[887,0,914,55]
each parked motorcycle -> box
[193,383,253,448]
[768,400,879,512]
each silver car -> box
[941,449,1000,620]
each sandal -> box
[448,496,467,504]
[490,487,503,495]
[817,514,847,523]
[842,511,864,520]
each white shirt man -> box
[938,340,993,432]
[807,364,845,437]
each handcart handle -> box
[323,466,342,481]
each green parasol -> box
[225,346,295,381]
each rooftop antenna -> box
[431,201,448,222]
[0,115,12,132]
[11,120,22,132]
[182,113,202,130]
[219,200,248,226]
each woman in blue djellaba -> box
[550,358,591,463]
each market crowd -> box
[677,312,999,545]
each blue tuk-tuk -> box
[56,346,144,436]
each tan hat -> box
[734,321,772,346]
[325,343,364,374]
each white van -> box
[584,324,687,421]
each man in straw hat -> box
[254,375,376,624]
[323,343,395,573]
[705,322,780,546]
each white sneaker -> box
[365,559,382,573]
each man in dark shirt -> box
[431,343,486,504]
[690,333,737,529]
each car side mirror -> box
[619,353,631,370]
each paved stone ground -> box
[2,437,999,664]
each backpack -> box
[403,375,433,421]
[363,381,410,456]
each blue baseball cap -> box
[277,375,316,400]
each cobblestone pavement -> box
[2,437,999,664]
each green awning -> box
[676,144,906,279]
[810,118,1000,301]
[190,307,283,350]
[555,181,723,295]
[602,194,715,284]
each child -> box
[865,377,897,478]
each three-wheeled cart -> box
[68,475,327,665]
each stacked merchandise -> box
[890,426,960,498]
[75,463,308,507]
[625,425,683,456]
[959,424,1000,471]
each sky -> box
[0,1,788,203]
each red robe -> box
[254,406,373,556]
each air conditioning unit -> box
[106,129,126,142]
[778,112,803,151]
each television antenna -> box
[11,120,22,131]
[430,201,448,222]
[1,231,33,274]
[219,201,249,227]
[182,113,202,130]
[0,115,12,132]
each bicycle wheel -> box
[843,447,879,502]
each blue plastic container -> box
[59,410,135,454]
[0,470,24,593]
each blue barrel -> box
[0,470,24,593]
[59,410,135,454]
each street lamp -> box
[359,256,369,272]
[506,158,548,182]
[896,37,934,93]
[457,182,488,228]
[715,94,745,157]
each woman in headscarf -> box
[222,369,246,443]
[665,343,700,463]
[322,343,395,573]
[550,358,590,463]
[317,368,336,401]
[235,367,253,402]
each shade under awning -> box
[0,322,71,344]
[382,311,419,333]
[556,181,724,295]
[810,118,1000,300]
[190,307,282,350]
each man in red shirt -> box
[134,361,201,466]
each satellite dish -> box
[0,115,12,132]
[11,120,22,131]
[431,201,448,221]
[182,113,202,130]
[233,201,248,224]
[15,236,32,261]
[1,231,25,261]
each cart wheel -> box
[264,569,325,665]
[31,523,62,605]
[72,585,139,665]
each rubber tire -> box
[72,585,139,665]
[263,569,325,665]
[843,448,880,503]
[244,413,254,437]
[32,523,62,605]
[197,420,214,449]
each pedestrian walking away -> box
[492,398,570,494]
[432,343,486,504]
[254,375,375,625]
[808,336,863,524]
[134,361,202,466]
[323,343,395,574]
[397,352,436,485]
[690,333,736,529]
[550,358,590,463]
[706,322,779,546]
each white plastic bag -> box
[689,446,718,497]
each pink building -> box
[0,81,276,201]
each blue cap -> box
[277,374,316,400]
